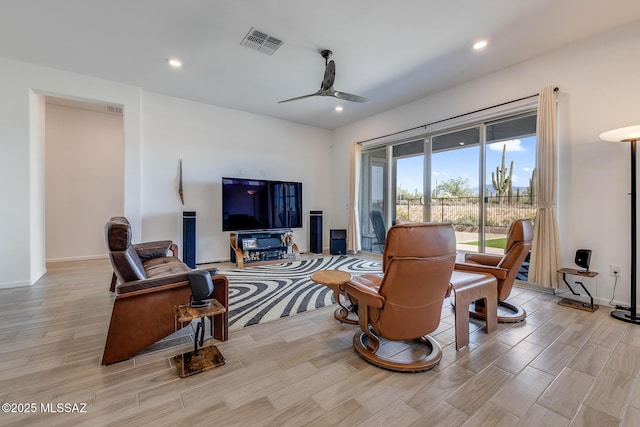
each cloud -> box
[522,167,531,172]
[488,139,525,152]
[432,170,454,178]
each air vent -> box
[106,105,123,114]
[240,27,283,56]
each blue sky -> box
[396,136,536,195]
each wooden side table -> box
[173,299,227,378]
[557,268,599,312]
[310,270,357,324]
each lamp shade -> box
[600,125,640,142]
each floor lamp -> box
[600,125,640,325]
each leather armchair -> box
[107,216,182,291]
[102,217,229,365]
[454,218,533,322]
[344,222,456,372]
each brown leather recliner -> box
[343,222,456,372]
[454,218,533,323]
[107,216,183,292]
[102,217,229,365]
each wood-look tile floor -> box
[1,258,639,426]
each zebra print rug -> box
[219,255,382,330]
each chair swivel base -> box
[469,300,527,323]
[352,331,442,372]
[334,306,359,325]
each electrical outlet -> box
[610,264,621,277]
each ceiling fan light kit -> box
[278,49,368,104]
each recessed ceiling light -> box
[473,40,488,50]
[335,106,343,112]
[167,57,183,68]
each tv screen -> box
[222,177,302,231]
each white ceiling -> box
[2,0,640,130]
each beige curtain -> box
[529,85,560,288]
[347,142,362,253]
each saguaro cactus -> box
[491,145,514,204]
[528,168,537,205]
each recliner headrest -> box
[382,222,456,271]
[504,219,533,253]
[106,216,132,251]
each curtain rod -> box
[357,87,559,145]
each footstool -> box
[450,270,498,350]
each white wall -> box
[139,91,333,263]
[0,57,141,288]
[45,103,124,261]
[332,22,640,310]
[29,93,47,284]
[0,56,333,287]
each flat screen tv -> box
[222,177,302,231]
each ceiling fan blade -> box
[278,91,321,103]
[320,60,336,91]
[333,90,369,103]
[278,49,367,104]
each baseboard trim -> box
[197,257,231,265]
[0,279,33,289]
[514,280,556,295]
[518,280,632,310]
[46,254,108,263]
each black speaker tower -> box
[310,211,322,254]
[183,211,196,269]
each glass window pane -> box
[486,113,536,143]
[395,152,424,223]
[360,147,387,253]
[430,127,481,252]
[485,135,537,222]
[392,139,424,157]
[432,127,480,152]
[485,114,537,265]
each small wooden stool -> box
[450,270,498,350]
[173,299,227,377]
[310,270,356,324]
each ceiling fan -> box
[278,49,369,104]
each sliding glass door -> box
[359,111,538,260]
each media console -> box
[229,229,300,268]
